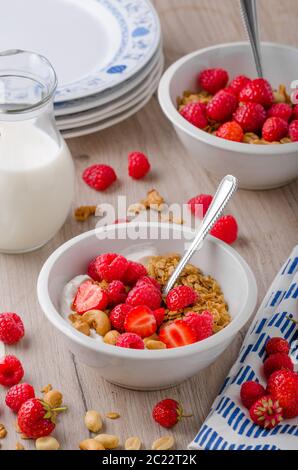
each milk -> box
[0,122,75,253]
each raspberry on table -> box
[263,352,294,379]
[5,383,35,413]
[262,117,288,142]
[216,121,244,142]
[239,78,274,108]
[126,283,162,310]
[198,68,229,94]
[289,119,298,141]
[207,90,238,122]
[267,103,293,122]
[227,75,251,96]
[233,102,266,132]
[94,253,129,282]
[107,280,127,306]
[122,261,147,285]
[128,152,151,179]
[82,164,117,191]
[265,337,290,356]
[240,381,266,409]
[249,395,283,429]
[210,215,238,244]
[0,312,24,345]
[116,332,144,349]
[152,398,183,428]
[179,102,208,129]
[187,194,213,218]
[0,355,24,387]
[109,304,132,332]
[183,311,213,341]
[166,285,198,311]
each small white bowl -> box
[158,42,298,190]
[37,223,257,390]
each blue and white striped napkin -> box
[189,246,298,450]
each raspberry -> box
[82,164,117,191]
[94,253,129,282]
[179,102,208,129]
[198,68,229,94]
[5,383,35,413]
[267,103,292,122]
[262,117,288,142]
[128,152,151,179]
[135,276,161,291]
[227,75,251,96]
[107,280,127,306]
[183,311,213,341]
[116,332,144,349]
[292,104,298,120]
[126,284,162,310]
[0,312,24,345]
[122,261,147,285]
[265,337,290,356]
[210,215,238,244]
[216,121,244,142]
[289,119,298,142]
[0,355,24,387]
[249,396,283,429]
[240,381,266,409]
[152,399,183,428]
[187,194,213,218]
[17,398,62,439]
[239,78,274,108]
[87,257,101,281]
[263,353,293,379]
[207,90,238,122]
[267,370,298,419]
[109,304,132,333]
[166,285,198,311]
[233,102,266,132]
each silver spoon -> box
[163,175,238,297]
[239,0,263,78]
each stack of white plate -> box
[1,0,162,138]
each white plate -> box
[61,63,163,138]
[54,44,162,116]
[57,54,164,127]
[1,0,160,102]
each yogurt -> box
[0,122,74,253]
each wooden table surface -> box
[1,0,298,451]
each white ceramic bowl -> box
[37,223,257,390]
[158,42,298,190]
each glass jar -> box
[0,50,75,253]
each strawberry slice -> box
[73,280,108,314]
[153,308,165,327]
[124,305,157,338]
[159,320,197,348]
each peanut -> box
[143,333,159,345]
[35,436,60,450]
[125,436,142,450]
[73,320,90,336]
[146,340,166,350]
[152,435,175,450]
[95,434,119,449]
[0,424,7,439]
[15,442,25,450]
[103,330,120,345]
[43,390,63,408]
[79,439,105,450]
[84,410,103,433]
[106,412,120,420]
[82,310,111,336]
[41,384,52,393]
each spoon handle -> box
[239,0,263,78]
[163,175,238,297]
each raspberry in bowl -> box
[37,222,257,390]
[158,42,298,189]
